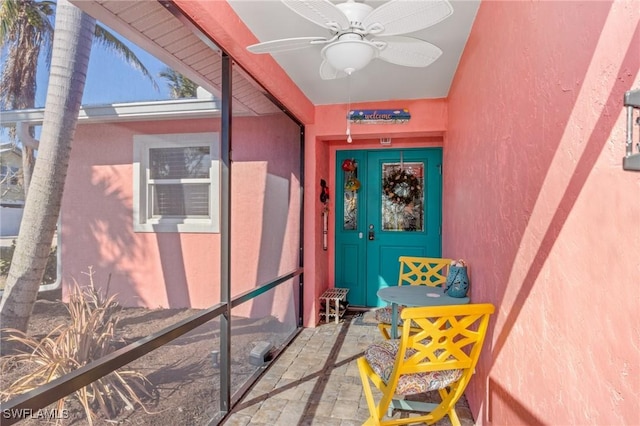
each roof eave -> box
[0,98,221,126]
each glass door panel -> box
[381,162,424,231]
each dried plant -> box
[0,267,157,424]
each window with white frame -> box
[133,133,220,233]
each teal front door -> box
[335,148,443,307]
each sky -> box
[1,20,175,142]
[33,22,174,108]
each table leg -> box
[391,303,398,339]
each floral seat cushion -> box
[364,340,462,395]
[374,306,403,325]
[374,306,420,329]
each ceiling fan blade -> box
[319,60,341,80]
[363,0,454,36]
[247,37,328,54]
[282,0,351,32]
[374,36,443,67]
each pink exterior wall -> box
[230,115,302,323]
[171,0,322,326]
[169,0,450,327]
[446,1,639,424]
[304,100,449,325]
[56,0,640,422]
[62,120,217,309]
[62,114,301,320]
[313,100,448,139]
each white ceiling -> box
[227,0,481,105]
[72,0,480,110]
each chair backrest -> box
[389,303,494,407]
[397,256,453,287]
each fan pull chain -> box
[346,73,352,143]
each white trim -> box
[0,98,221,126]
[133,132,220,233]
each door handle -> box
[368,224,375,240]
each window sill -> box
[134,221,219,233]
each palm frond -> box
[158,66,198,99]
[0,267,157,422]
[0,0,22,43]
[94,24,159,91]
[0,0,54,109]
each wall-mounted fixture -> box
[320,179,329,250]
[623,89,640,172]
[380,138,391,145]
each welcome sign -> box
[348,109,411,124]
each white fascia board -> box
[0,98,221,126]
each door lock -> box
[368,224,375,240]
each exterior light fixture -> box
[321,34,377,75]
[623,89,640,171]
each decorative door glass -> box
[381,162,424,231]
[342,159,359,230]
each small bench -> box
[319,288,349,324]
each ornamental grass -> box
[0,267,157,424]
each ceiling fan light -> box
[322,40,376,74]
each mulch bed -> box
[1,290,292,425]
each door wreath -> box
[342,158,361,192]
[383,169,422,206]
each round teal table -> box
[377,286,470,338]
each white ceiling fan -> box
[247,0,454,80]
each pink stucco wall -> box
[304,100,449,324]
[54,0,639,422]
[168,0,452,327]
[446,1,639,424]
[62,113,301,320]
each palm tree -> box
[0,0,159,336]
[0,0,158,196]
[0,0,94,339]
[0,0,55,196]
[0,0,158,340]
[159,67,198,99]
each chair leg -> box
[358,360,469,426]
[358,356,404,425]
[433,379,476,426]
[377,323,391,340]
[357,357,381,425]
[438,388,462,426]
[448,408,462,426]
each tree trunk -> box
[0,0,95,339]
[21,145,35,197]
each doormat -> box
[351,309,379,326]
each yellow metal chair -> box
[376,256,453,339]
[358,303,494,426]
